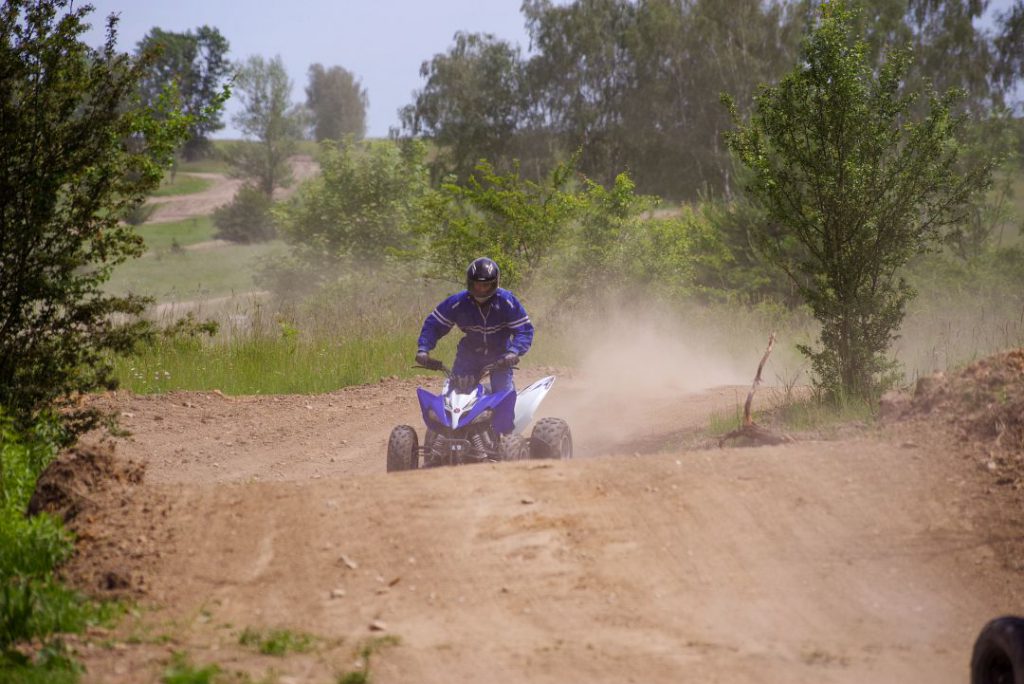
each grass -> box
[708,390,877,440]
[134,216,217,252]
[115,326,439,395]
[0,415,129,682]
[110,291,585,395]
[161,652,220,684]
[151,173,214,197]
[337,636,400,684]
[238,627,315,656]
[104,240,287,302]
[175,157,231,175]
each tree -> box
[276,139,428,268]
[224,55,304,196]
[723,0,994,399]
[522,0,638,189]
[995,1,1024,105]
[306,63,368,141]
[414,158,581,288]
[401,32,533,183]
[135,25,231,160]
[0,0,196,431]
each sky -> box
[79,0,537,138]
[79,0,1015,139]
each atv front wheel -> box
[387,425,419,472]
[530,417,572,460]
[500,433,529,462]
[972,616,1024,684]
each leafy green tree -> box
[401,32,533,182]
[306,63,368,141]
[723,0,994,399]
[995,1,1024,107]
[135,25,231,160]
[224,55,304,196]
[522,0,637,189]
[0,0,195,431]
[414,158,580,288]
[276,139,428,268]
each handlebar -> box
[412,360,518,380]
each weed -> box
[162,652,221,684]
[0,640,80,684]
[769,394,876,434]
[239,627,315,656]
[337,635,400,684]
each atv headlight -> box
[468,409,494,426]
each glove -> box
[496,352,519,369]
[415,351,442,370]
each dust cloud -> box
[538,306,754,452]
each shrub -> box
[212,184,276,243]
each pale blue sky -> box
[79,0,536,138]
[79,0,1014,139]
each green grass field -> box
[174,157,232,174]
[150,173,214,197]
[105,240,288,301]
[134,216,216,251]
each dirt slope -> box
[65,370,1022,684]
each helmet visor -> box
[470,280,497,300]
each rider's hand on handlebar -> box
[496,352,519,369]
[415,351,443,370]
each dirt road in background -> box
[68,369,1022,684]
[146,155,319,224]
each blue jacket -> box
[417,288,534,360]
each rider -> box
[415,257,533,393]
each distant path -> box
[146,155,319,224]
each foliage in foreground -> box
[724,0,994,400]
[0,413,119,679]
[0,0,209,434]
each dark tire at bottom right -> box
[529,417,573,460]
[972,616,1024,684]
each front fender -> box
[512,376,556,434]
[417,387,449,429]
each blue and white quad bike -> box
[386,362,573,471]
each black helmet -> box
[466,257,500,303]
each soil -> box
[146,155,319,224]
[43,358,1024,684]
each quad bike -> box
[386,362,572,472]
[972,616,1024,684]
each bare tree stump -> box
[719,333,794,447]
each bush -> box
[121,201,157,227]
[0,412,118,673]
[276,138,428,269]
[212,184,276,243]
[0,0,199,434]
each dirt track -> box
[146,155,319,224]
[69,370,1022,684]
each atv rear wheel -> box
[530,417,572,460]
[972,616,1024,684]
[387,425,419,472]
[499,433,529,462]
